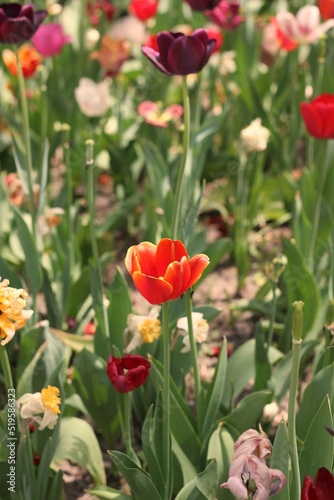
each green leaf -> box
[109,451,162,500]
[201,338,228,439]
[296,364,334,441]
[72,349,120,447]
[254,322,271,391]
[174,459,218,500]
[16,341,47,398]
[142,399,165,495]
[171,433,197,487]
[206,425,234,500]
[89,486,131,499]
[12,206,42,294]
[107,267,132,353]
[139,140,171,210]
[197,239,232,285]
[271,421,290,500]
[50,327,94,353]
[52,417,106,485]
[223,390,272,438]
[298,395,334,484]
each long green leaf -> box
[174,459,218,500]
[271,421,290,500]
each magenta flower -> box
[206,0,244,30]
[32,23,71,57]
[142,29,216,76]
[185,0,220,11]
[0,3,47,44]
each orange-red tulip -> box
[125,238,210,304]
[2,44,42,78]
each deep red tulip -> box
[0,3,47,44]
[319,0,334,20]
[106,354,151,393]
[142,29,216,76]
[129,0,158,21]
[185,0,220,11]
[86,0,116,26]
[206,0,244,30]
[125,238,210,304]
[300,94,334,139]
[301,467,334,499]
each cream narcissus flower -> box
[177,312,209,353]
[17,386,61,430]
[240,118,271,153]
[0,279,33,346]
[124,306,161,353]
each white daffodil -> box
[177,312,209,353]
[17,385,61,431]
[240,118,271,153]
[124,306,161,353]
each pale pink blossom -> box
[138,101,183,128]
[74,77,110,117]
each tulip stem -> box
[288,338,302,499]
[0,346,14,392]
[162,301,171,500]
[14,46,36,241]
[185,290,202,426]
[308,139,333,272]
[171,76,191,240]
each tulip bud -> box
[292,301,304,341]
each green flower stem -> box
[62,125,75,276]
[14,46,36,239]
[0,346,14,391]
[266,282,278,352]
[185,290,202,426]
[235,150,250,288]
[123,392,133,458]
[308,140,333,272]
[86,140,110,340]
[161,301,171,500]
[288,301,304,500]
[171,76,191,240]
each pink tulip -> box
[32,23,71,57]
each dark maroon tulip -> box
[142,29,216,76]
[185,0,220,11]
[301,467,334,499]
[106,354,151,393]
[0,3,47,44]
[206,0,244,30]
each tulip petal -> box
[157,31,179,73]
[167,34,207,75]
[164,257,191,300]
[141,45,173,75]
[125,242,158,277]
[188,254,210,288]
[156,238,188,276]
[133,272,172,304]
[314,467,334,497]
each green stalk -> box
[161,302,171,500]
[14,46,36,240]
[288,301,303,500]
[171,76,191,240]
[0,346,14,390]
[308,140,332,271]
[62,124,75,274]
[185,290,202,426]
[123,392,133,458]
[266,282,277,352]
[86,140,110,340]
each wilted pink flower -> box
[32,23,71,57]
[74,77,110,117]
[206,1,244,30]
[138,101,183,127]
[272,5,334,51]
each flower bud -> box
[292,301,304,341]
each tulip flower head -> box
[106,354,151,393]
[129,0,158,21]
[124,306,161,352]
[0,3,47,44]
[90,34,130,77]
[17,386,61,430]
[74,77,110,117]
[141,29,217,76]
[125,238,210,305]
[301,467,334,499]
[272,6,334,51]
[206,1,244,31]
[185,0,220,11]
[319,0,334,20]
[86,0,116,26]
[138,101,183,127]
[31,23,71,57]
[300,93,334,139]
[0,279,33,346]
[3,44,42,78]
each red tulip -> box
[319,0,334,20]
[125,238,210,304]
[301,467,334,499]
[185,0,220,11]
[206,0,244,30]
[86,0,116,26]
[106,354,151,393]
[142,29,216,76]
[300,94,334,139]
[0,3,47,44]
[129,0,158,21]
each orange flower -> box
[2,44,42,79]
[90,34,130,77]
[125,238,210,304]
